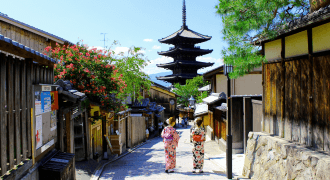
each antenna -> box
[100,33,108,49]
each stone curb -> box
[90,137,157,180]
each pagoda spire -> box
[182,0,187,29]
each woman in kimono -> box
[161,117,180,173]
[191,117,205,173]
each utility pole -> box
[100,33,108,49]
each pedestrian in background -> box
[191,117,205,173]
[158,121,163,137]
[161,117,180,173]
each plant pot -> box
[310,0,330,12]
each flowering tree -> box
[45,42,126,111]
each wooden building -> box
[203,65,262,153]
[260,4,330,152]
[156,0,214,85]
[0,13,75,179]
[147,82,177,120]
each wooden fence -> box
[0,52,53,175]
[263,54,330,151]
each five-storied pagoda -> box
[156,0,214,85]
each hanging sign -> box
[41,91,51,113]
[50,91,59,111]
[36,115,43,149]
[35,91,42,115]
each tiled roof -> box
[132,98,150,108]
[231,94,262,98]
[194,103,208,116]
[157,60,214,68]
[215,103,227,111]
[55,80,86,102]
[0,34,57,63]
[159,27,212,43]
[198,84,211,92]
[158,47,213,56]
[157,74,199,80]
[202,92,226,105]
[258,4,330,44]
[0,12,72,44]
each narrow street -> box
[99,124,228,180]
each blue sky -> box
[3,0,226,75]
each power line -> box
[100,33,108,49]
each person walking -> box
[161,117,180,173]
[191,117,205,173]
[158,121,163,137]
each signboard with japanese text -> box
[51,91,59,111]
[41,91,51,113]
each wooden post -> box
[262,60,265,132]
[31,108,35,165]
[307,28,313,147]
[26,59,33,158]
[66,112,71,153]
[7,56,15,169]
[243,97,252,153]
[280,37,286,138]
[21,60,27,160]
[0,53,7,175]
[84,110,91,159]
[14,58,21,165]
[261,43,265,132]
[284,61,293,140]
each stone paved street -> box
[99,124,228,180]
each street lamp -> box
[224,64,233,179]
[188,95,195,107]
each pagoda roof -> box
[157,60,214,69]
[158,47,213,57]
[159,27,212,44]
[156,74,199,81]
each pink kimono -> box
[161,126,180,170]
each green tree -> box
[173,76,209,107]
[109,43,151,101]
[215,0,309,79]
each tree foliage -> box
[109,43,151,101]
[173,76,209,107]
[216,0,310,79]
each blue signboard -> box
[41,91,51,113]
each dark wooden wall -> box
[0,52,53,175]
[263,54,330,151]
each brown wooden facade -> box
[0,14,70,178]
[261,14,330,151]
[0,52,54,176]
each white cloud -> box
[143,39,153,42]
[148,56,173,65]
[88,46,106,51]
[152,45,161,50]
[113,47,129,55]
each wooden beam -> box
[7,56,14,169]
[0,53,7,175]
[21,60,27,160]
[0,40,54,66]
[280,37,286,138]
[307,28,313,147]
[14,58,21,165]
[26,59,33,157]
